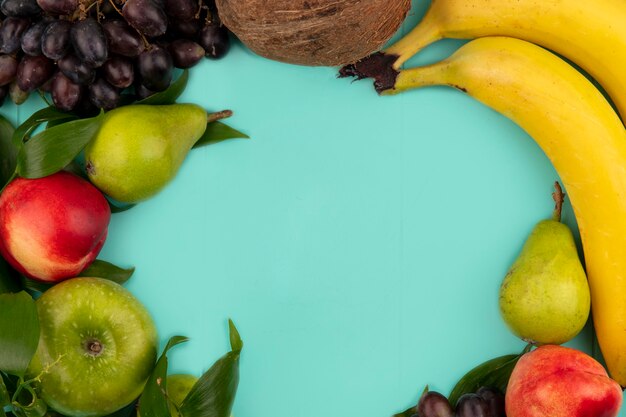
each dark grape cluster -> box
[411,387,506,417]
[0,0,231,112]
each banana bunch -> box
[340,1,626,385]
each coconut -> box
[215,0,411,66]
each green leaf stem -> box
[11,384,47,417]
[0,375,10,408]
[0,292,39,377]
[79,260,135,285]
[448,345,532,406]
[138,336,189,417]
[179,320,243,417]
[137,71,189,106]
[193,122,249,149]
[16,113,104,179]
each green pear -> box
[499,183,590,345]
[85,104,209,203]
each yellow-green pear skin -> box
[85,104,208,203]
[499,219,590,345]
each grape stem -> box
[106,0,122,15]
[207,110,233,123]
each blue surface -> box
[2,1,612,416]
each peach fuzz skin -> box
[0,172,110,282]
[506,345,623,417]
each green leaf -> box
[12,107,77,148]
[138,336,189,417]
[179,321,243,417]
[137,71,189,106]
[0,115,16,187]
[448,345,532,406]
[0,257,20,295]
[16,113,103,179]
[193,122,249,149]
[0,292,40,377]
[0,374,10,407]
[228,319,243,353]
[78,260,135,285]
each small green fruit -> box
[167,374,198,417]
[499,184,590,345]
[28,277,158,417]
[85,104,208,203]
[166,374,234,417]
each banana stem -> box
[382,62,450,95]
[207,110,233,123]
[552,181,565,222]
[384,14,442,69]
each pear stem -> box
[552,181,565,222]
[207,110,233,123]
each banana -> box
[382,37,626,385]
[340,0,626,122]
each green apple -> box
[166,374,198,416]
[27,277,158,417]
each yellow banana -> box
[383,37,626,385]
[341,0,626,121]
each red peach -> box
[0,171,110,282]
[506,345,623,417]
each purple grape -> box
[21,20,48,55]
[71,18,108,67]
[41,20,72,60]
[58,53,95,85]
[51,72,81,111]
[88,77,119,109]
[102,20,144,57]
[137,45,172,91]
[164,0,196,21]
[197,23,230,59]
[16,55,54,91]
[1,0,40,16]
[167,39,204,69]
[0,17,30,54]
[0,54,18,86]
[36,0,77,15]
[476,387,505,417]
[417,392,454,417]
[134,82,154,100]
[455,394,492,417]
[102,55,133,88]
[122,0,167,38]
[171,18,201,38]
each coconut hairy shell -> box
[215,0,411,66]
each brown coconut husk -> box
[215,0,411,67]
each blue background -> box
[2,1,610,416]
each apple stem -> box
[207,110,233,124]
[552,181,565,222]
